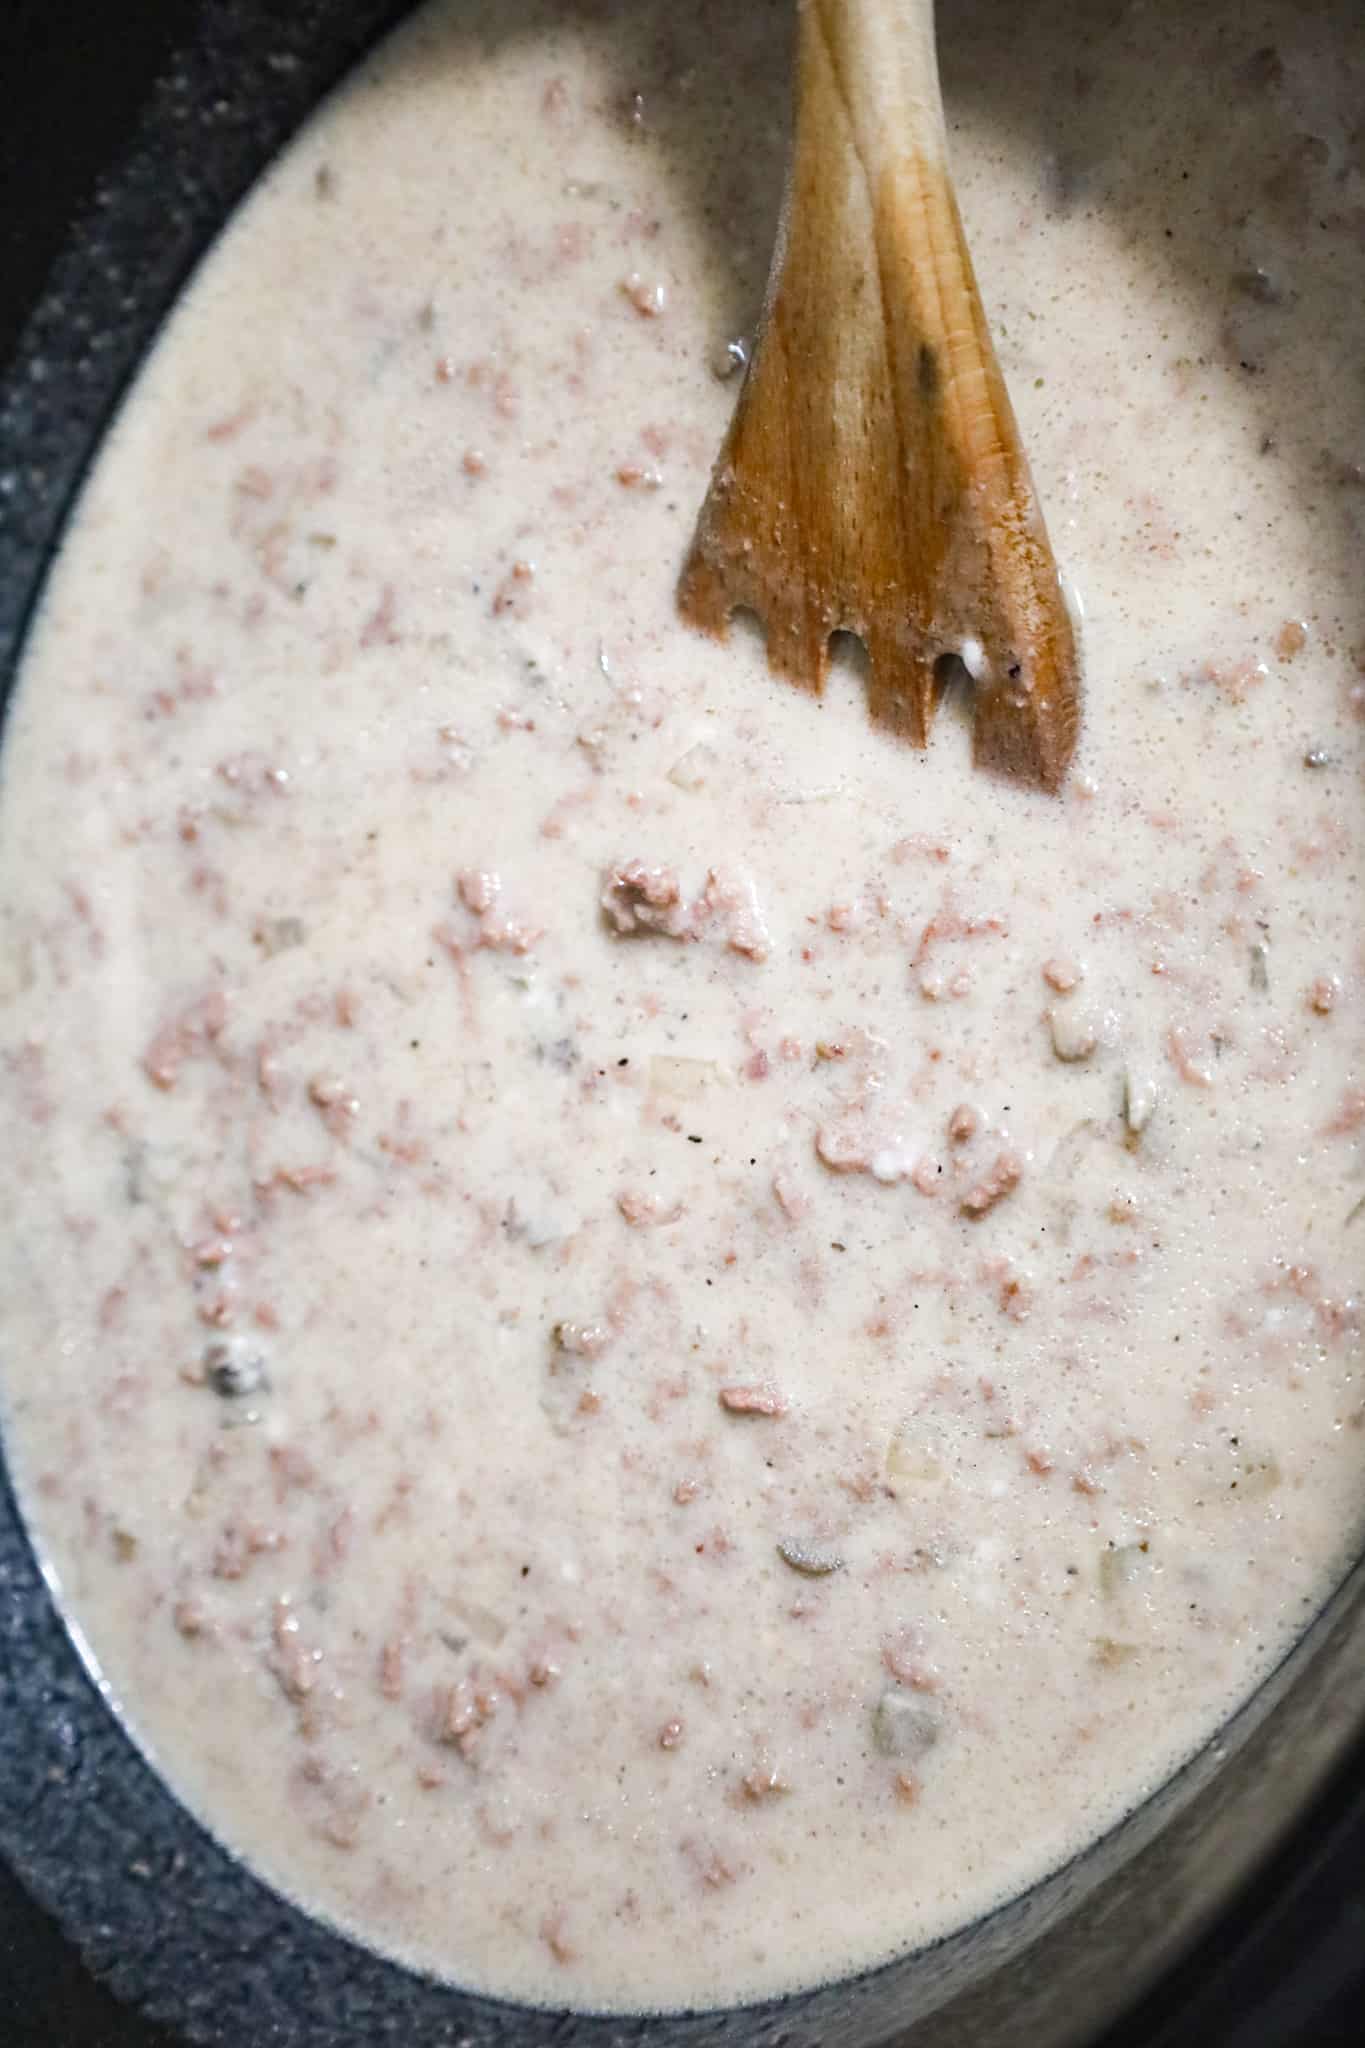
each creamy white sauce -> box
[1,0,1364,2015]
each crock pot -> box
[2,5,1363,2043]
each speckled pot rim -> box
[3,6,1365,2045]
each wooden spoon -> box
[678,0,1080,792]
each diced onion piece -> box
[887,1435,944,1483]
[871,1691,940,1759]
[1098,1542,1148,1598]
[650,1055,725,1097]
[667,742,719,791]
[777,1539,845,1577]
[1122,1064,1158,1135]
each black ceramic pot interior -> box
[2,5,1365,2046]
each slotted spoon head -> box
[678,0,1081,793]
